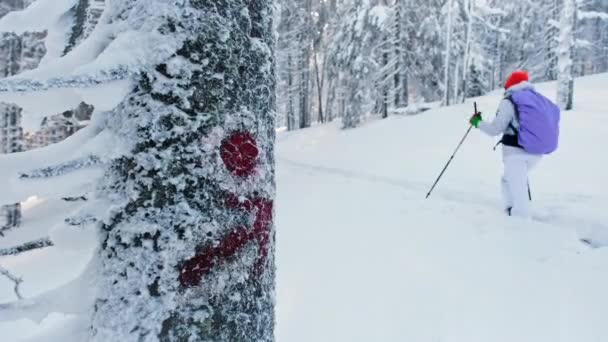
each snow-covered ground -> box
[2,73,608,341]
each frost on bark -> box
[557,0,577,110]
[91,1,276,341]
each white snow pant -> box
[501,147,542,218]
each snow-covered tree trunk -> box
[326,76,336,122]
[313,52,325,123]
[381,33,389,119]
[287,52,296,130]
[461,0,474,102]
[453,57,460,103]
[91,1,276,341]
[557,0,577,110]
[298,0,312,129]
[443,0,454,106]
[393,1,408,109]
[298,49,311,128]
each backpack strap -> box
[505,96,519,133]
[501,96,522,149]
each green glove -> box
[469,113,482,128]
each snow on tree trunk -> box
[393,2,408,109]
[461,0,474,102]
[381,34,389,119]
[313,52,325,123]
[443,0,454,106]
[299,47,311,129]
[287,52,296,130]
[298,0,312,129]
[557,0,577,110]
[90,1,276,341]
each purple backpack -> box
[508,89,561,155]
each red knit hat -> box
[504,70,529,90]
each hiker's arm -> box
[477,99,514,137]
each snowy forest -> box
[0,0,607,341]
[276,0,608,129]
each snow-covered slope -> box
[274,73,608,342]
[2,74,608,341]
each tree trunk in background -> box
[326,76,335,122]
[287,52,296,130]
[91,1,276,341]
[381,35,389,119]
[314,52,325,123]
[299,48,311,128]
[453,57,460,103]
[546,0,561,81]
[557,0,576,110]
[461,0,474,102]
[393,2,408,109]
[299,0,312,129]
[443,0,454,106]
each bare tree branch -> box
[0,265,23,300]
[0,237,54,257]
[0,259,96,323]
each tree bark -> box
[557,0,577,110]
[443,0,454,106]
[393,1,408,109]
[299,0,312,129]
[91,1,276,341]
[287,52,296,130]
[313,52,324,123]
[461,0,474,102]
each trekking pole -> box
[426,102,478,199]
[527,180,532,201]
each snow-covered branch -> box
[0,237,54,257]
[0,265,23,300]
[0,121,125,205]
[19,156,103,179]
[0,68,134,93]
[578,10,608,21]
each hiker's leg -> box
[501,175,513,212]
[526,155,542,174]
[504,156,530,218]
